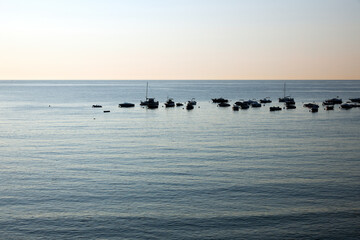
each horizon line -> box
[1,79,359,81]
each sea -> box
[0,80,359,240]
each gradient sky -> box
[0,0,359,80]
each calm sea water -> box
[0,80,359,239]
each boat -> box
[260,97,272,103]
[322,101,333,106]
[251,101,261,108]
[188,98,197,106]
[119,102,135,108]
[140,82,159,107]
[341,103,353,109]
[164,98,175,108]
[212,98,228,103]
[140,82,149,106]
[351,103,360,108]
[270,106,282,111]
[349,98,360,103]
[311,107,318,113]
[232,105,239,111]
[234,101,249,109]
[103,110,110,113]
[176,102,184,107]
[243,99,257,105]
[329,97,342,104]
[286,104,296,109]
[279,96,294,103]
[323,98,342,105]
[147,98,159,109]
[279,82,295,103]
[240,104,249,109]
[285,101,296,109]
[218,102,231,107]
[186,102,194,110]
[304,103,319,109]
[325,105,334,110]
[284,98,295,104]
[92,105,102,108]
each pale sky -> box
[0,0,359,80]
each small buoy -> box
[48,105,51,107]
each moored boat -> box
[240,104,249,109]
[164,98,175,108]
[141,97,159,108]
[341,102,360,109]
[311,107,318,113]
[251,101,261,108]
[188,98,197,106]
[92,105,102,108]
[140,100,148,106]
[147,98,159,109]
[235,101,249,109]
[270,106,282,111]
[141,98,159,108]
[260,97,272,103]
[278,82,294,103]
[140,82,159,108]
[212,98,228,103]
[325,105,334,110]
[304,103,319,109]
[284,98,295,105]
[351,103,360,108]
[341,103,353,109]
[323,98,342,105]
[218,102,231,107]
[286,104,296,109]
[186,102,194,110]
[285,101,296,109]
[279,96,295,103]
[243,99,257,105]
[119,102,135,108]
[349,98,360,103]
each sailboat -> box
[140,82,159,108]
[278,82,294,103]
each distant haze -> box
[0,0,359,80]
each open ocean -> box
[0,80,359,239]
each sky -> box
[0,0,359,80]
